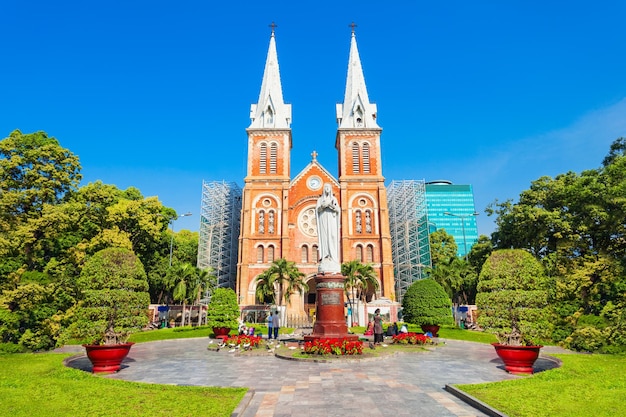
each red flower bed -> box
[223,334,262,348]
[303,338,364,355]
[392,332,432,345]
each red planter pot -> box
[212,327,231,340]
[420,324,441,337]
[492,343,543,375]
[83,342,134,374]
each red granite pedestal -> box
[304,273,358,342]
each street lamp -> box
[169,212,192,266]
[443,211,479,260]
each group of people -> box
[237,311,280,340]
[266,311,280,340]
[237,320,255,336]
[364,309,408,344]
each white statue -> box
[316,183,341,273]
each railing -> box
[284,314,313,329]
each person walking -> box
[267,311,273,340]
[373,308,384,344]
[272,310,280,340]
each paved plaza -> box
[65,337,563,417]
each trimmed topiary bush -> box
[402,279,453,326]
[476,249,551,346]
[206,288,240,331]
[64,247,150,345]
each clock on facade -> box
[307,176,322,191]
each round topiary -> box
[402,279,453,326]
[68,247,150,345]
[476,249,551,346]
[206,287,240,331]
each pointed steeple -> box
[249,24,291,129]
[336,25,378,129]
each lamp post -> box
[443,212,479,260]
[169,212,192,266]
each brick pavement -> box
[65,337,563,417]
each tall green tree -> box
[0,130,81,220]
[170,263,198,327]
[254,258,307,308]
[429,229,458,267]
[342,260,379,325]
[488,138,626,351]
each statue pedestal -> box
[304,273,358,342]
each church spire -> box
[249,23,291,129]
[336,24,378,129]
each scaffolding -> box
[387,180,432,303]
[198,180,242,289]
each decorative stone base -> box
[304,273,359,342]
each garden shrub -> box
[401,279,452,326]
[476,249,551,346]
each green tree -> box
[0,130,81,220]
[476,249,551,346]
[467,234,493,273]
[170,263,198,327]
[255,259,307,308]
[63,247,150,345]
[429,229,458,267]
[487,138,626,351]
[206,287,240,330]
[342,260,379,325]
[402,279,453,327]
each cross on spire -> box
[311,150,318,161]
[269,22,278,34]
[349,22,357,34]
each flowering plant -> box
[223,334,262,348]
[391,332,432,345]
[303,338,363,355]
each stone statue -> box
[316,183,341,273]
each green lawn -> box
[458,353,626,417]
[437,325,498,344]
[0,353,246,417]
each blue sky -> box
[2,1,626,235]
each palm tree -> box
[425,257,475,305]
[191,268,217,326]
[342,260,379,326]
[255,258,308,316]
[170,262,198,327]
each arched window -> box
[356,245,363,262]
[256,246,264,263]
[270,143,277,174]
[259,143,267,174]
[366,244,374,263]
[352,142,360,173]
[265,106,274,126]
[365,210,372,234]
[258,210,265,234]
[312,245,319,262]
[355,106,364,127]
[268,210,275,234]
[301,245,309,263]
[267,245,275,262]
[355,210,362,234]
[362,143,370,173]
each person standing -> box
[267,311,273,340]
[373,308,383,344]
[272,310,280,340]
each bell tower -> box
[237,25,292,307]
[335,26,395,300]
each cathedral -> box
[236,27,396,321]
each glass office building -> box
[425,181,478,259]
